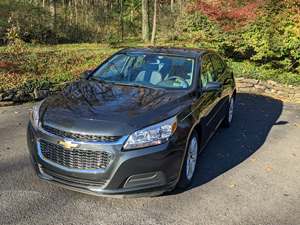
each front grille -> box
[42,125,120,142]
[40,140,112,170]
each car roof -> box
[118,47,214,58]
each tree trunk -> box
[179,0,183,15]
[151,0,158,45]
[130,0,134,23]
[75,0,78,25]
[171,0,174,13]
[119,0,124,41]
[142,0,150,42]
[49,0,56,30]
[69,0,73,25]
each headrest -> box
[171,64,189,78]
[183,60,193,73]
[144,55,158,64]
[146,63,159,71]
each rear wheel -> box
[177,132,199,189]
[222,97,235,128]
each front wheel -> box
[177,132,199,189]
[222,97,235,128]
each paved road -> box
[0,93,299,225]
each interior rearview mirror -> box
[202,81,222,92]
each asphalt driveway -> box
[0,93,299,225]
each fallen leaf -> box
[229,184,237,188]
[265,165,273,172]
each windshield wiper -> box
[90,78,164,90]
[113,82,165,90]
[90,77,115,84]
[113,82,145,88]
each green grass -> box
[0,42,299,93]
[0,43,119,91]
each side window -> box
[200,55,215,87]
[211,54,225,76]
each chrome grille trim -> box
[42,125,121,143]
[39,140,112,170]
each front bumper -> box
[27,122,186,197]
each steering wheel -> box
[163,76,189,88]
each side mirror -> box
[202,81,222,92]
[80,70,93,79]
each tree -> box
[151,0,158,45]
[119,0,124,41]
[190,0,264,30]
[171,0,174,13]
[142,0,150,42]
[49,0,57,29]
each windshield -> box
[91,53,195,89]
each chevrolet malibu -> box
[27,47,236,197]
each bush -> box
[175,1,300,85]
[229,60,300,86]
[239,1,300,73]
[175,11,224,49]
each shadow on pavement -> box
[172,93,284,194]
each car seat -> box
[135,64,162,85]
[135,55,162,85]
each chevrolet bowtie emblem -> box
[58,140,79,149]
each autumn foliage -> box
[188,0,264,30]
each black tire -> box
[222,97,235,128]
[177,132,199,189]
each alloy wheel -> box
[228,98,234,123]
[186,136,198,181]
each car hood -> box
[41,80,193,136]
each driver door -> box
[198,54,222,141]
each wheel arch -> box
[193,121,204,147]
[177,118,204,170]
[185,115,206,153]
[175,118,204,188]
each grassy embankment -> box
[0,43,117,92]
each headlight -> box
[123,116,177,150]
[29,100,44,129]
